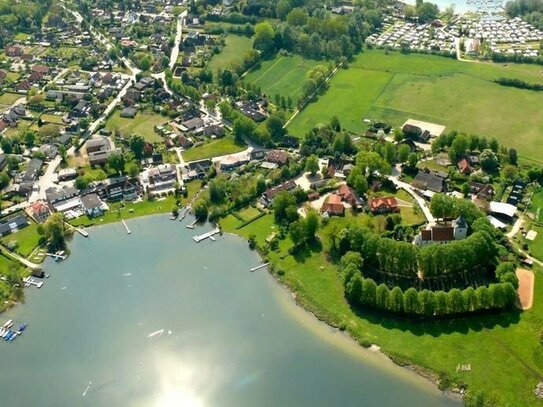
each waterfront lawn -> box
[288,50,543,163]
[223,212,543,406]
[244,55,321,101]
[71,181,202,227]
[207,34,253,73]
[105,111,167,143]
[182,136,246,162]
[1,224,42,258]
[221,213,276,247]
[237,206,261,221]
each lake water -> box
[0,216,459,407]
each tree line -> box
[494,77,543,91]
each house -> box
[219,154,250,171]
[321,194,345,216]
[368,196,398,214]
[146,164,178,196]
[0,70,6,83]
[86,138,110,154]
[15,80,32,93]
[81,193,105,217]
[89,148,122,166]
[413,215,467,246]
[412,169,447,193]
[28,200,51,223]
[177,135,194,149]
[58,168,78,181]
[469,181,495,199]
[489,201,517,223]
[265,150,290,167]
[5,46,23,57]
[338,184,364,208]
[261,180,297,207]
[186,159,212,179]
[203,124,225,138]
[120,107,137,118]
[457,158,472,174]
[98,177,139,202]
[0,154,6,171]
[182,117,204,131]
[38,144,59,159]
[0,214,29,237]
[23,158,43,182]
[45,186,78,205]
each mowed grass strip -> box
[105,111,167,143]
[207,34,253,73]
[288,50,543,162]
[245,55,321,100]
[182,136,246,162]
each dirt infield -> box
[516,268,534,310]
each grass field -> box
[528,225,543,260]
[1,224,42,258]
[105,111,167,143]
[288,50,543,162]
[221,212,543,406]
[207,34,253,73]
[41,114,64,125]
[0,92,23,107]
[530,189,543,222]
[182,136,246,162]
[244,55,321,101]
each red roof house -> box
[457,158,472,175]
[321,194,345,216]
[368,196,398,214]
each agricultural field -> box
[181,136,246,162]
[244,55,321,101]
[207,34,253,73]
[288,50,543,163]
[105,111,167,143]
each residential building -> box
[81,193,106,217]
[28,200,51,223]
[321,194,345,216]
[412,169,447,193]
[261,180,297,207]
[0,214,29,237]
[368,196,398,214]
[413,216,467,246]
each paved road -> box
[388,166,435,223]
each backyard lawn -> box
[288,50,543,163]
[207,34,253,73]
[529,188,543,222]
[105,111,168,143]
[41,114,65,125]
[0,92,23,107]
[1,223,42,258]
[244,55,321,101]
[182,136,246,162]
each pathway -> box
[0,247,41,270]
[387,167,435,223]
[507,217,525,239]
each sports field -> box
[207,34,253,73]
[287,50,543,162]
[244,55,321,101]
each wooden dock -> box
[122,219,131,234]
[23,277,44,288]
[250,263,269,272]
[75,228,88,237]
[193,228,220,243]
[179,206,190,221]
[186,219,197,229]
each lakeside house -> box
[261,180,297,207]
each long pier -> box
[179,206,190,221]
[250,263,269,272]
[121,219,131,234]
[75,227,88,237]
[193,227,220,243]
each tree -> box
[232,116,257,144]
[254,21,276,55]
[39,213,70,251]
[434,291,449,315]
[430,193,455,221]
[451,134,469,158]
[480,149,499,172]
[476,286,493,309]
[403,287,421,314]
[266,115,285,141]
[463,287,479,312]
[509,148,518,165]
[193,199,208,221]
[397,144,411,164]
[375,284,390,310]
[407,152,419,169]
[209,180,226,204]
[330,116,341,132]
[129,134,145,159]
[304,210,319,241]
[418,289,435,316]
[305,155,319,175]
[107,153,125,174]
[417,2,439,23]
[39,124,60,140]
[0,171,9,189]
[289,220,305,247]
[502,164,518,181]
[74,176,88,190]
[345,274,363,303]
[388,286,404,313]
[273,191,298,223]
[361,278,377,306]
[448,288,465,314]
[126,162,140,178]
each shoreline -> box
[12,213,461,402]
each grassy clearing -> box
[70,180,201,227]
[288,50,543,162]
[222,211,543,406]
[105,111,167,143]
[0,92,23,106]
[182,136,246,162]
[236,206,261,221]
[245,55,321,101]
[207,34,253,73]
[40,114,64,125]
[1,223,42,258]
[528,225,543,260]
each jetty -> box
[186,219,197,229]
[23,277,44,288]
[179,206,190,221]
[47,251,67,261]
[250,263,269,272]
[75,227,88,237]
[193,227,220,243]
[121,219,131,234]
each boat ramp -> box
[193,228,220,243]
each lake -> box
[0,216,459,406]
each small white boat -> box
[3,319,13,329]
